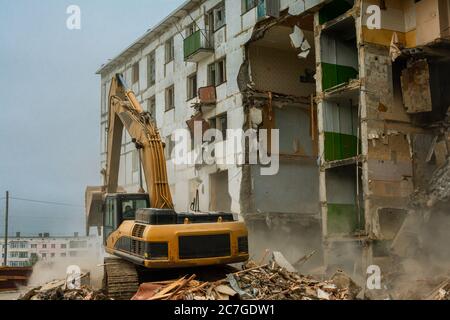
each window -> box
[147,52,156,87]
[165,37,174,63]
[51,253,55,258]
[121,199,148,221]
[10,241,27,249]
[213,3,226,31]
[186,23,197,37]
[60,244,66,249]
[132,62,139,84]
[42,253,47,258]
[187,73,197,100]
[148,96,156,116]
[51,244,56,249]
[31,244,37,249]
[208,58,227,86]
[165,85,175,111]
[69,240,87,249]
[242,0,257,13]
[42,244,47,249]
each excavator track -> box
[103,257,139,300]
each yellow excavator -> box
[85,74,248,299]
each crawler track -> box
[103,257,139,300]
[103,256,242,300]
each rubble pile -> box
[425,279,450,300]
[132,258,361,301]
[19,277,111,300]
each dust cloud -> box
[27,237,105,289]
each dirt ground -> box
[0,290,22,300]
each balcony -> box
[184,30,214,62]
[198,86,216,105]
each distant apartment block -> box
[0,232,101,267]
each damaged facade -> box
[97,0,450,278]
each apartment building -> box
[97,0,450,274]
[0,233,102,267]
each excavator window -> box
[120,199,148,221]
[104,197,117,243]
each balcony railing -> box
[184,30,214,62]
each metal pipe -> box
[3,191,9,267]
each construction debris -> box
[426,279,450,300]
[19,274,111,300]
[132,258,361,301]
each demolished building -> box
[96,0,450,279]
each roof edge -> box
[96,0,202,75]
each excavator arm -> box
[105,74,173,209]
[85,74,173,234]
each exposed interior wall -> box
[361,0,450,48]
[325,165,364,235]
[247,104,319,214]
[248,26,316,97]
[251,160,319,214]
[323,97,359,161]
[320,17,358,90]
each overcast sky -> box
[0,0,184,236]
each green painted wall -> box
[327,203,364,235]
[321,63,358,91]
[324,132,359,161]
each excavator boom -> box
[106,74,173,209]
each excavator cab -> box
[103,193,150,245]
